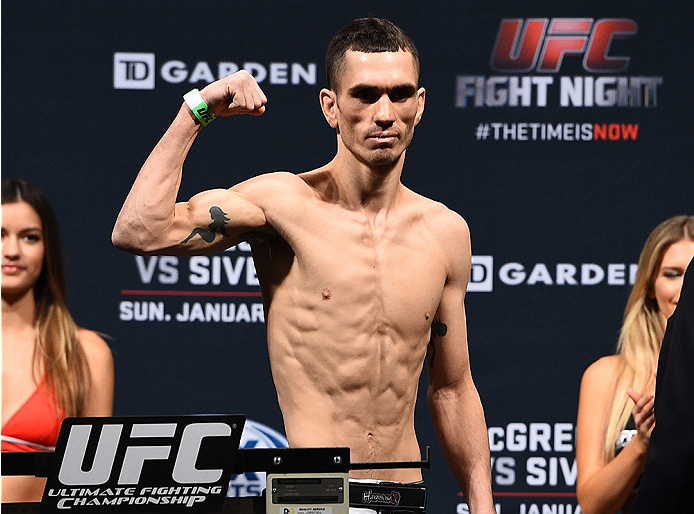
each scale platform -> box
[2,415,428,513]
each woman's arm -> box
[78,329,114,417]
[575,356,650,514]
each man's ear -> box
[414,87,426,127]
[320,88,339,129]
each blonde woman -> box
[1,178,114,502]
[576,215,694,514]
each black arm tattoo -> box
[428,318,448,368]
[181,206,229,244]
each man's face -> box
[324,50,425,169]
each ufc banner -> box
[42,416,245,513]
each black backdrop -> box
[3,1,693,512]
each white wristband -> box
[183,88,216,126]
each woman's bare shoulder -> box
[582,354,623,387]
[77,328,113,370]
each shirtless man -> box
[112,17,494,514]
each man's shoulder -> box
[400,192,471,269]
[232,171,312,203]
[408,191,469,235]
[237,170,306,189]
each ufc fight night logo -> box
[490,18,637,73]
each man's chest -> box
[261,207,449,323]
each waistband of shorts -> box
[348,479,427,511]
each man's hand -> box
[200,70,267,117]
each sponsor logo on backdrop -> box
[113,52,317,90]
[457,18,664,143]
[457,422,579,514]
[227,420,288,497]
[119,243,265,324]
[470,256,636,292]
[117,247,636,321]
[114,53,156,90]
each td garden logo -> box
[113,52,317,90]
[113,53,155,90]
[468,256,637,292]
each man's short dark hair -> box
[326,17,420,92]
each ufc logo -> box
[490,18,637,73]
[58,422,231,486]
[194,106,215,125]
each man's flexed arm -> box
[112,71,268,255]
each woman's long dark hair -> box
[2,178,89,417]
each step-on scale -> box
[2,415,429,513]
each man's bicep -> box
[169,187,268,254]
[427,212,473,383]
[426,283,472,390]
